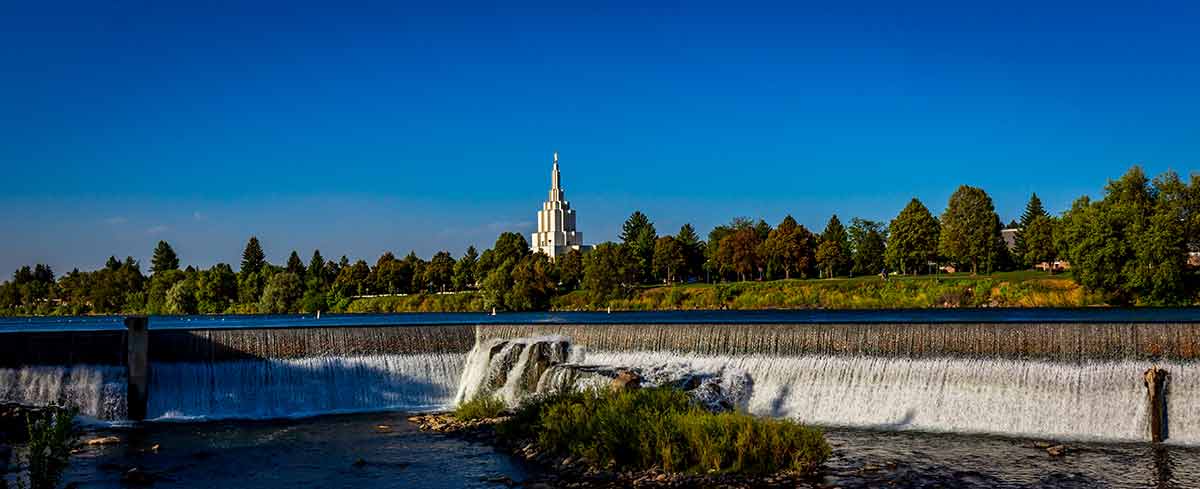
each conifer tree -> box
[151,240,180,274]
[1013,193,1049,266]
[240,237,266,275]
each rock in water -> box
[609,370,643,393]
[455,336,572,406]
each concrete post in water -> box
[125,316,149,421]
[1143,366,1169,443]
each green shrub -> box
[497,388,829,476]
[454,396,507,420]
[11,406,79,489]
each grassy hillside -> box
[346,271,1106,313]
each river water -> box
[55,413,1200,489]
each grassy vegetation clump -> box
[453,395,507,420]
[498,388,829,475]
[6,406,80,489]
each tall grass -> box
[498,388,829,475]
[454,395,507,420]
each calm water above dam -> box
[2,307,1199,333]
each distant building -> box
[1000,228,1019,251]
[531,152,589,258]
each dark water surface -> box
[51,414,1200,489]
[62,413,527,489]
[3,308,1200,333]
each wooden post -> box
[1144,367,1169,443]
[125,316,149,421]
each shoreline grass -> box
[497,388,830,476]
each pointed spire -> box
[551,151,560,191]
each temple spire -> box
[551,151,560,191]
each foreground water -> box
[53,413,1200,489]
[62,412,527,489]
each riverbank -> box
[343,271,1109,313]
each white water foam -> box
[453,335,574,407]
[0,364,127,419]
[147,353,466,420]
[584,351,1198,443]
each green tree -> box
[165,278,198,315]
[849,218,887,276]
[1012,193,1048,266]
[1022,215,1057,271]
[146,269,186,314]
[582,242,636,305]
[506,253,557,310]
[196,263,237,313]
[426,251,456,292]
[308,250,326,286]
[816,215,850,278]
[259,272,304,313]
[760,215,806,279]
[150,240,180,275]
[675,223,704,282]
[285,250,306,280]
[240,236,267,275]
[886,198,940,275]
[620,211,657,282]
[555,248,584,290]
[1059,167,1190,304]
[939,185,1000,274]
[452,246,479,290]
[652,236,686,284]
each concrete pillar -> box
[125,316,149,421]
[1144,366,1169,443]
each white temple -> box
[531,152,588,258]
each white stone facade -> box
[531,152,587,258]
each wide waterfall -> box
[147,353,465,420]
[1,318,1198,445]
[0,364,127,420]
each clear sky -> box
[2,1,1197,274]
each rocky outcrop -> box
[455,336,572,407]
[537,363,752,412]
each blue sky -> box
[2,1,1197,274]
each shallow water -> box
[55,413,528,489]
[20,414,1198,489]
[822,428,1200,488]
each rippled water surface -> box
[59,413,528,489]
[36,414,1200,489]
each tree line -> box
[1,165,1197,315]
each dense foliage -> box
[2,165,1197,315]
[497,388,830,475]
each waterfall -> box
[453,336,573,407]
[146,353,465,420]
[582,350,1200,443]
[0,365,127,420]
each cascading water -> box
[453,336,574,407]
[0,365,127,420]
[147,353,465,420]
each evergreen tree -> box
[285,251,306,279]
[886,198,940,275]
[1013,193,1049,266]
[240,237,266,275]
[620,211,657,282]
[1022,215,1057,270]
[675,224,704,281]
[151,241,179,275]
[308,250,326,287]
[453,246,479,290]
[939,185,999,274]
[816,215,851,278]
